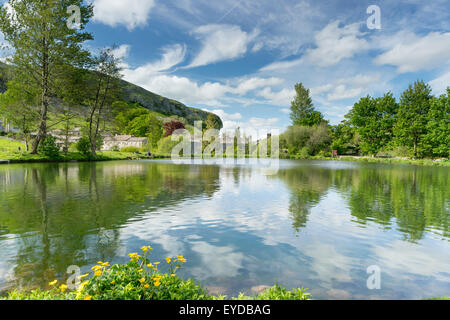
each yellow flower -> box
[84,295,92,301]
[97,261,104,265]
[170,274,176,277]
[166,257,172,264]
[94,270,102,277]
[153,262,160,265]
[141,246,153,253]
[153,268,158,272]
[111,280,116,284]
[178,258,187,263]
[78,273,89,279]
[139,278,146,284]
[147,264,153,268]
[101,262,110,267]
[138,269,143,273]
[154,281,161,287]
[59,284,68,292]
[144,284,150,288]
[92,265,103,271]
[49,280,58,286]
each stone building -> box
[102,135,148,151]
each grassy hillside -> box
[0,62,222,128]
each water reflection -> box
[0,160,448,299]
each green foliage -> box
[331,122,357,155]
[234,284,311,300]
[290,83,324,127]
[205,114,221,130]
[282,124,331,157]
[347,93,398,156]
[422,89,450,158]
[38,136,60,158]
[156,136,183,157]
[1,248,311,301]
[394,80,433,157]
[75,136,92,157]
[120,146,142,153]
[0,0,94,153]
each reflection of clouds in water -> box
[301,241,356,286]
[0,236,19,287]
[189,241,245,281]
[374,240,450,283]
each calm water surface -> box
[0,160,449,299]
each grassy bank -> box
[282,153,450,167]
[0,138,168,163]
[1,247,311,301]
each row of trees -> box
[0,0,154,158]
[283,81,449,159]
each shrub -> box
[163,121,185,137]
[1,247,311,301]
[156,136,182,157]
[75,136,92,157]
[120,146,142,153]
[38,136,60,157]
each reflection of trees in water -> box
[333,166,450,242]
[277,164,449,242]
[0,162,220,291]
[277,167,332,232]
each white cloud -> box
[259,58,303,72]
[374,32,450,73]
[232,77,284,95]
[303,21,369,67]
[327,85,364,102]
[257,87,295,106]
[122,46,287,106]
[122,44,186,82]
[429,71,450,95]
[207,109,243,123]
[187,24,258,68]
[93,0,155,30]
[260,21,368,72]
[111,44,131,60]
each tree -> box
[205,114,221,130]
[0,79,39,151]
[0,0,94,154]
[146,114,163,150]
[83,47,122,157]
[348,93,398,155]
[394,80,433,158]
[422,88,450,158]
[163,121,185,137]
[290,83,324,127]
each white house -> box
[102,135,148,151]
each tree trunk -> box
[31,34,49,154]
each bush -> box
[75,136,92,157]
[120,146,142,153]
[38,136,60,157]
[1,247,311,301]
[156,136,182,157]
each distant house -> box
[102,135,148,151]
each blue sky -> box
[2,0,450,134]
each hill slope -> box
[0,62,222,128]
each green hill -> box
[0,62,222,128]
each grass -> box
[0,138,147,163]
[281,153,450,167]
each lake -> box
[0,159,449,299]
